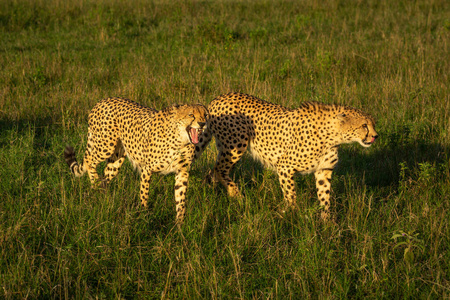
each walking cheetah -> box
[194,93,378,219]
[64,97,208,223]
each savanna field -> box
[0,0,449,298]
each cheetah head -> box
[175,104,209,145]
[337,109,378,148]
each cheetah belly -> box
[123,147,182,175]
[295,146,338,175]
[159,148,183,175]
[248,139,279,169]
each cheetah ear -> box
[336,113,349,123]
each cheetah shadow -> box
[328,137,449,219]
[0,117,62,169]
[336,138,448,191]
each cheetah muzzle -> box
[188,126,204,144]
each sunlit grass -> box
[0,0,449,298]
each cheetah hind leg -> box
[102,140,126,187]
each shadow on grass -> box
[0,117,65,172]
[337,138,449,190]
[0,117,57,146]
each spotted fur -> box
[194,93,378,219]
[64,97,208,223]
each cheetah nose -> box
[369,134,379,144]
[198,122,206,128]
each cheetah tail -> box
[64,145,85,177]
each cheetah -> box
[194,92,378,219]
[64,97,208,223]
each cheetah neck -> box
[292,104,345,148]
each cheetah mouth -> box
[188,127,203,144]
[363,136,377,146]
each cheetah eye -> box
[362,124,368,129]
[189,113,194,118]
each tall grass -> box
[0,0,449,298]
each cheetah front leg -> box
[139,166,152,207]
[174,169,189,224]
[277,166,297,209]
[214,147,244,198]
[193,126,212,161]
[314,169,333,220]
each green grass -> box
[1,0,449,298]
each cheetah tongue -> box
[189,128,199,144]
[370,137,377,144]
